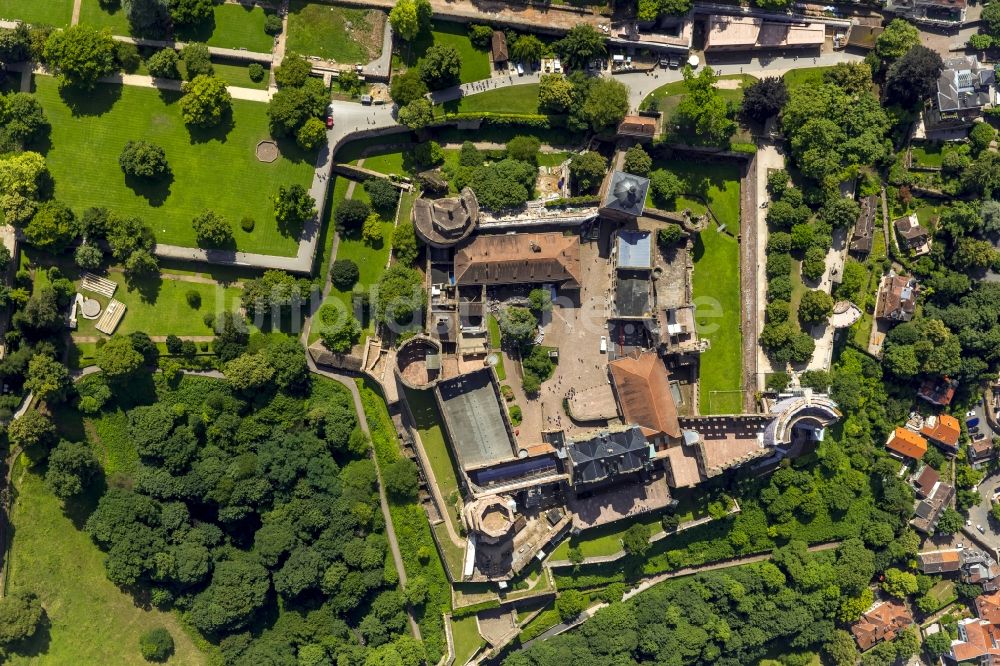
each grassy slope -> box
[78,0,129,33]
[5,459,208,665]
[0,0,73,26]
[33,75,314,255]
[211,61,269,90]
[451,615,484,665]
[640,74,756,112]
[176,3,274,52]
[358,379,450,662]
[286,0,385,63]
[440,84,540,115]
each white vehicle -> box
[516,63,524,76]
[979,524,986,534]
[958,542,965,549]
[968,410,978,418]
[968,519,973,526]
[600,336,607,353]
[553,59,562,73]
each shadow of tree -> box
[60,83,122,117]
[187,109,236,145]
[124,170,175,207]
[5,607,53,660]
[126,271,164,305]
[173,15,217,44]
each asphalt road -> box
[964,399,1000,554]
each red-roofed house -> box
[951,618,1000,663]
[921,413,961,452]
[886,427,928,460]
[851,600,914,651]
[918,377,958,406]
[976,590,1000,624]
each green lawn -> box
[175,3,275,52]
[0,0,73,26]
[927,580,957,611]
[646,159,744,415]
[79,0,274,50]
[451,615,484,665]
[693,225,742,414]
[211,61,270,90]
[287,0,386,63]
[397,20,491,84]
[640,74,756,113]
[79,0,130,33]
[403,386,461,504]
[487,314,506,380]
[911,143,944,168]
[440,84,540,115]
[5,458,208,665]
[782,66,834,90]
[33,75,315,255]
[310,178,392,342]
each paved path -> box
[111,34,274,64]
[525,540,842,648]
[753,142,784,386]
[307,362,422,641]
[71,0,82,26]
[71,335,216,343]
[271,0,290,89]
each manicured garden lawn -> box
[487,315,506,380]
[310,178,392,342]
[175,3,275,52]
[926,580,957,610]
[440,84,540,115]
[211,61,270,90]
[693,225,742,415]
[911,143,944,168]
[357,150,411,177]
[0,0,72,26]
[648,159,744,415]
[398,20,490,84]
[451,615,484,665]
[79,0,129,33]
[640,74,755,113]
[287,0,386,63]
[5,458,208,665]
[789,259,807,331]
[782,66,833,90]
[32,75,315,255]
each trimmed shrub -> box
[185,290,201,308]
[248,63,265,82]
[240,216,255,232]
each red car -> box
[326,115,334,128]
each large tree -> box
[397,98,433,130]
[192,210,233,247]
[43,25,117,89]
[23,200,79,252]
[181,42,213,79]
[555,24,606,69]
[374,265,425,327]
[169,0,213,27]
[0,92,48,149]
[389,0,431,41]
[180,75,232,127]
[538,73,574,113]
[675,66,736,146]
[740,76,787,123]
[580,77,629,133]
[0,590,43,647]
[273,184,316,231]
[123,0,171,37]
[97,335,145,380]
[389,68,428,106]
[420,44,461,90]
[46,440,100,498]
[119,140,170,179]
[876,19,920,60]
[569,151,607,193]
[25,353,72,403]
[267,78,327,136]
[885,45,944,107]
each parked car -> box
[326,115,334,128]
[968,410,978,418]
[973,432,988,442]
[968,417,981,428]
[979,524,986,533]
[659,58,669,68]
[600,336,607,353]
[516,63,524,76]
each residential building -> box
[886,0,967,26]
[921,413,961,453]
[886,427,927,460]
[962,551,1000,592]
[918,377,958,407]
[875,275,918,322]
[704,15,825,52]
[970,437,994,467]
[950,618,1000,662]
[925,56,996,130]
[917,548,962,574]
[851,600,914,651]
[912,464,941,499]
[893,213,931,255]
[977,589,1000,623]
[846,22,883,50]
[453,233,582,288]
[911,478,954,534]
[617,115,658,141]
[850,194,878,258]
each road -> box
[966,398,1000,556]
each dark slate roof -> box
[615,273,651,318]
[567,426,651,485]
[602,171,649,218]
[937,57,994,113]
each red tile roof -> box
[921,413,961,449]
[851,600,913,651]
[886,427,928,460]
[609,351,681,440]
